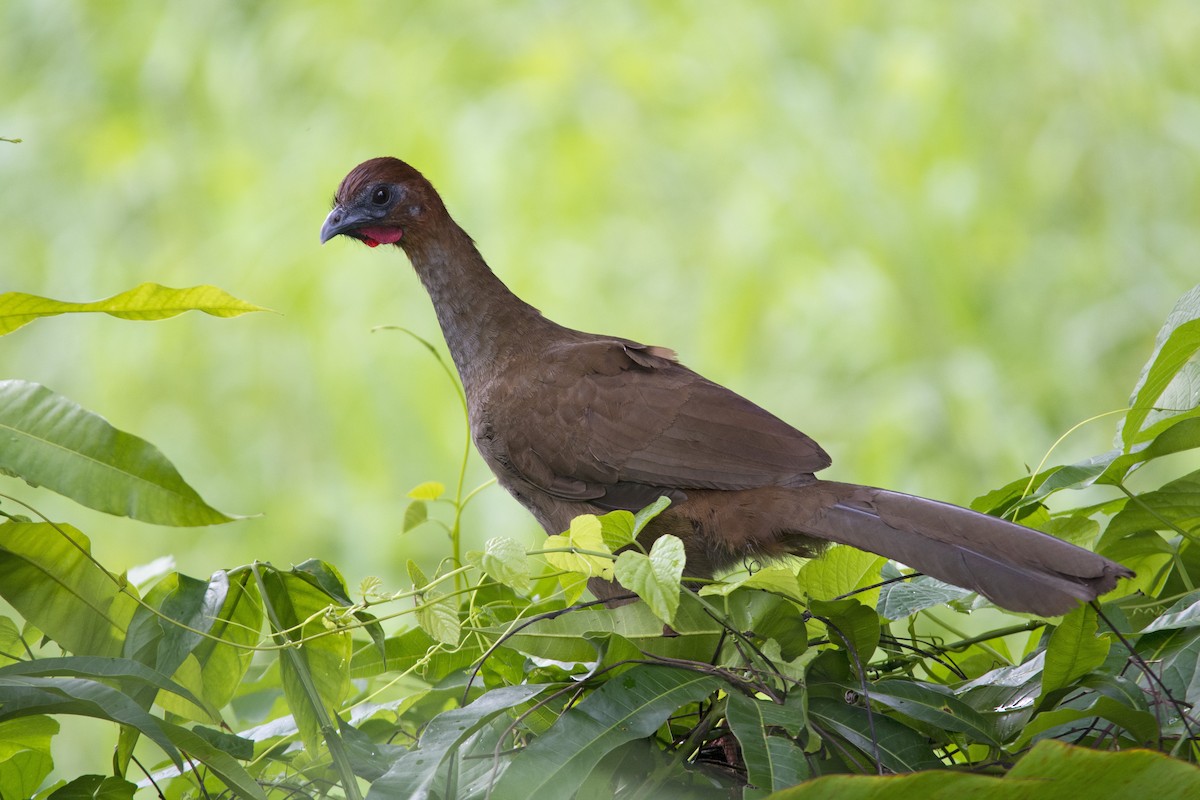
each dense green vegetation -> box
[1,284,1200,797]
[4,1,1200,796]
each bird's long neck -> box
[401,221,547,394]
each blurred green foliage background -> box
[3,2,1199,588]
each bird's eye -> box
[371,187,390,205]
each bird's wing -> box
[492,338,830,508]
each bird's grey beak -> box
[320,204,367,244]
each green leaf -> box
[866,679,1001,746]
[45,774,136,799]
[1102,468,1200,541]
[1142,589,1200,632]
[1121,284,1200,449]
[800,547,886,607]
[596,496,673,551]
[809,598,881,665]
[158,720,268,800]
[726,693,808,790]
[261,570,351,753]
[366,684,548,799]
[417,591,461,646]
[402,500,428,532]
[0,523,137,656]
[490,665,719,800]
[807,696,942,772]
[0,283,267,336]
[765,741,1200,799]
[876,572,972,620]
[753,595,809,661]
[407,480,445,501]
[0,380,238,526]
[1041,605,1111,699]
[481,536,531,591]
[1013,694,1159,749]
[613,534,684,624]
[543,514,614,579]
[0,676,182,768]
[0,716,58,800]
[191,568,262,709]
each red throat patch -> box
[357,226,404,247]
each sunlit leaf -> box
[0,523,137,657]
[0,716,57,800]
[613,534,684,624]
[0,283,267,336]
[0,380,239,526]
[407,481,445,501]
[481,536,531,591]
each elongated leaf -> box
[490,666,719,800]
[876,573,971,620]
[159,720,268,800]
[0,283,267,336]
[726,693,808,790]
[191,569,262,709]
[0,380,238,525]
[808,697,942,773]
[0,523,137,656]
[1014,694,1159,748]
[0,656,206,710]
[366,684,548,800]
[0,676,182,768]
[261,570,351,753]
[1122,284,1200,448]
[1041,605,1111,699]
[766,741,1200,799]
[801,547,886,607]
[866,679,1000,746]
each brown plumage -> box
[320,157,1133,616]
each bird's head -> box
[319,157,446,249]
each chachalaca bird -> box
[320,157,1132,616]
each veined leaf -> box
[490,666,719,800]
[1121,285,1200,449]
[613,534,684,624]
[0,523,137,656]
[0,283,267,336]
[0,380,239,526]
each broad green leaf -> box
[701,565,805,600]
[596,496,672,551]
[45,774,136,799]
[866,679,1000,746]
[123,572,223,690]
[1102,468,1200,541]
[0,380,238,526]
[366,684,548,800]
[1041,605,1111,699]
[0,523,137,656]
[752,595,809,662]
[809,598,881,665]
[766,741,1200,799]
[1008,739,1200,797]
[261,570,351,753]
[0,676,182,768]
[402,500,428,532]
[349,627,480,681]
[481,536,531,591]
[0,283,267,336]
[416,591,461,646]
[726,693,808,790]
[191,569,262,709]
[1122,284,1200,449]
[543,515,614,579]
[800,547,886,607]
[876,572,972,620]
[407,481,445,501]
[807,696,942,772]
[0,617,21,668]
[1013,694,1159,749]
[1142,589,1200,632]
[613,534,684,624]
[490,666,719,800]
[0,657,207,711]
[158,720,268,800]
[0,716,57,800]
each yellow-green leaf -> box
[0,283,268,336]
